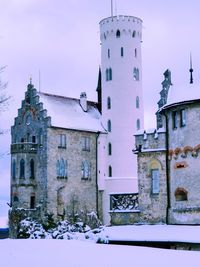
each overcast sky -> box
[1,0,200,216]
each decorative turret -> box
[156,69,172,129]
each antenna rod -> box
[111,0,113,17]
[189,53,193,84]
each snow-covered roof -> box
[164,83,200,108]
[38,92,105,133]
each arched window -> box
[175,188,188,201]
[109,68,112,80]
[107,97,111,109]
[12,159,16,179]
[121,47,124,57]
[136,119,140,131]
[106,69,109,81]
[151,169,160,194]
[135,48,137,58]
[20,159,25,178]
[136,96,140,109]
[81,160,91,180]
[108,143,112,155]
[116,29,120,38]
[108,49,110,58]
[108,166,112,177]
[132,31,136,38]
[133,68,139,81]
[30,159,35,179]
[13,195,19,202]
[56,159,67,178]
[107,120,111,132]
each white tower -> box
[100,15,144,181]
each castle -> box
[9,13,200,234]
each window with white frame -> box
[59,134,66,148]
[82,137,90,151]
[81,160,91,180]
[56,158,68,178]
[180,109,186,127]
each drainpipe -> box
[95,132,100,218]
[164,112,170,224]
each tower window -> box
[107,120,111,132]
[12,159,16,179]
[151,169,160,194]
[108,49,110,58]
[132,31,136,38]
[108,166,112,177]
[136,96,140,109]
[108,143,112,155]
[30,159,35,179]
[32,136,36,143]
[20,159,25,178]
[135,48,137,58]
[121,47,124,57]
[13,195,19,202]
[172,111,178,129]
[136,119,140,131]
[180,109,186,127]
[106,68,112,81]
[116,30,120,38]
[133,68,139,81]
[107,97,111,109]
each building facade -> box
[135,70,200,224]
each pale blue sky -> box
[1,0,200,216]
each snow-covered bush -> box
[17,217,108,243]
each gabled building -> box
[135,69,200,224]
[10,83,104,230]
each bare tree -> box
[0,66,10,135]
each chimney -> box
[80,92,87,112]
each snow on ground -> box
[0,239,200,267]
[104,225,200,244]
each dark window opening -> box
[108,143,112,155]
[30,159,35,179]
[32,136,36,143]
[108,166,112,177]
[30,196,35,209]
[107,97,111,109]
[108,120,111,132]
[20,159,25,178]
[172,111,178,129]
[116,30,120,38]
[121,47,124,57]
[175,188,188,201]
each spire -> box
[96,66,102,113]
[189,53,193,84]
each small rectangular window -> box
[121,47,124,57]
[151,169,160,194]
[82,137,90,151]
[30,196,35,209]
[180,109,186,127]
[58,134,66,148]
[108,49,110,58]
[172,111,178,129]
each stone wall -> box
[46,127,99,222]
